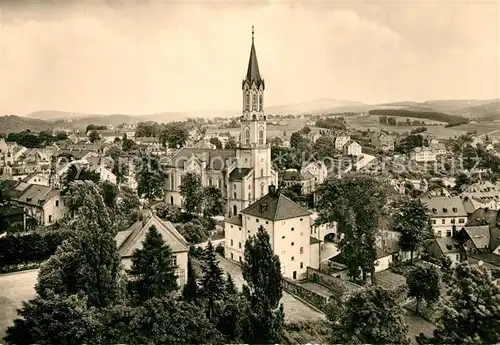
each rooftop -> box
[241,189,312,221]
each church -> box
[164,28,278,216]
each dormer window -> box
[259,203,268,212]
[452,207,458,212]
[432,208,437,214]
[443,208,448,213]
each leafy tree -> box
[88,130,101,143]
[454,172,471,192]
[270,136,284,148]
[330,286,410,344]
[61,164,100,196]
[121,138,137,152]
[316,175,389,283]
[418,263,500,344]
[154,202,181,222]
[200,241,226,320]
[99,180,119,209]
[224,137,238,149]
[176,220,210,244]
[183,258,199,303]
[160,122,189,148]
[313,136,337,159]
[393,199,433,263]
[225,273,237,295]
[179,172,204,215]
[300,126,311,134]
[290,132,304,150]
[117,185,140,223]
[407,266,441,315]
[396,134,426,154]
[241,225,285,344]
[129,297,223,344]
[135,154,164,201]
[209,137,223,149]
[135,121,160,138]
[203,186,226,217]
[127,225,178,304]
[105,147,128,184]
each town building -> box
[371,134,395,151]
[421,196,468,237]
[428,237,462,267]
[224,186,321,280]
[279,169,316,194]
[10,184,64,226]
[115,213,189,288]
[334,134,350,151]
[164,28,278,216]
[411,147,437,162]
[300,161,328,185]
[343,140,362,157]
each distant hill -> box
[0,115,52,134]
[266,98,367,115]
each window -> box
[451,219,455,224]
[244,127,250,145]
[300,262,303,269]
[293,271,297,280]
[260,184,265,196]
[259,129,264,145]
[456,254,460,261]
[231,253,234,260]
[252,93,257,110]
[55,200,59,207]
[300,247,304,254]
[239,256,242,262]
[282,236,285,239]
[233,184,236,189]
[291,256,295,261]
[260,168,264,177]
[446,230,452,237]
[239,242,242,249]
[217,179,222,189]
[291,227,295,231]
[441,219,445,224]
[459,218,465,224]
[300,218,303,221]
[233,192,237,199]
[231,239,233,246]
[256,219,259,223]
[259,94,263,110]
[291,242,294,246]
[230,225,233,228]
[172,255,177,265]
[266,221,269,224]
[48,215,52,223]
[208,177,213,186]
[432,219,436,224]
[437,230,442,237]
[239,227,241,231]
[245,93,250,111]
[248,193,251,201]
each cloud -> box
[0,1,497,115]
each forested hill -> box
[368,109,469,126]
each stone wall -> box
[306,267,362,300]
[281,278,329,312]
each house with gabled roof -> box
[420,196,468,237]
[428,237,462,267]
[10,184,64,226]
[115,212,189,288]
[224,185,320,280]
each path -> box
[0,269,39,340]
[217,256,326,322]
[479,128,500,138]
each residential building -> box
[115,213,189,288]
[11,184,64,226]
[343,140,362,157]
[411,147,436,162]
[224,186,320,280]
[421,196,468,237]
[279,169,316,194]
[22,172,50,186]
[428,237,461,267]
[300,161,328,185]
[429,142,447,155]
[372,134,395,151]
[164,30,278,216]
[334,134,350,151]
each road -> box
[0,269,38,340]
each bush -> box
[215,244,224,256]
[0,230,71,267]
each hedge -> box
[0,230,71,269]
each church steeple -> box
[245,26,263,85]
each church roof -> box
[229,167,253,181]
[243,26,264,88]
[168,148,237,170]
[241,190,312,221]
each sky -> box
[0,0,498,116]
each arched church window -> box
[261,168,264,177]
[259,94,263,111]
[244,127,250,145]
[245,93,250,111]
[252,93,257,111]
[259,127,264,145]
[260,183,265,196]
[208,177,213,186]
[217,178,222,189]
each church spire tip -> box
[252,25,254,42]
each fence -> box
[306,267,362,300]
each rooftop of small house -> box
[420,196,467,217]
[11,184,59,207]
[434,237,461,254]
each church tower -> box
[240,26,266,149]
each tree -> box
[135,122,160,138]
[99,180,119,209]
[127,225,178,304]
[135,154,164,201]
[61,164,100,196]
[160,122,189,148]
[300,126,311,135]
[270,136,284,148]
[209,137,223,149]
[393,199,433,264]
[313,136,337,159]
[121,138,137,152]
[179,172,204,215]
[88,130,101,143]
[241,225,285,344]
[330,286,410,344]
[200,241,226,320]
[407,266,441,315]
[225,274,237,295]
[176,220,210,244]
[225,137,238,149]
[290,132,304,150]
[316,175,389,283]
[203,186,226,217]
[183,258,199,303]
[418,263,500,344]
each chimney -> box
[268,184,276,195]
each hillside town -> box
[1,14,500,345]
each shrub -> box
[215,244,224,256]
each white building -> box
[115,213,189,288]
[335,134,350,151]
[11,184,65,226]
[343,140,362,157]
[224,186,321,280]
[411,147,437,162]
[421,196,468,237]
[164,29,278,216]
[300,161,328,185]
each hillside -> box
[265,98,366,115]
[0,115,52,134]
